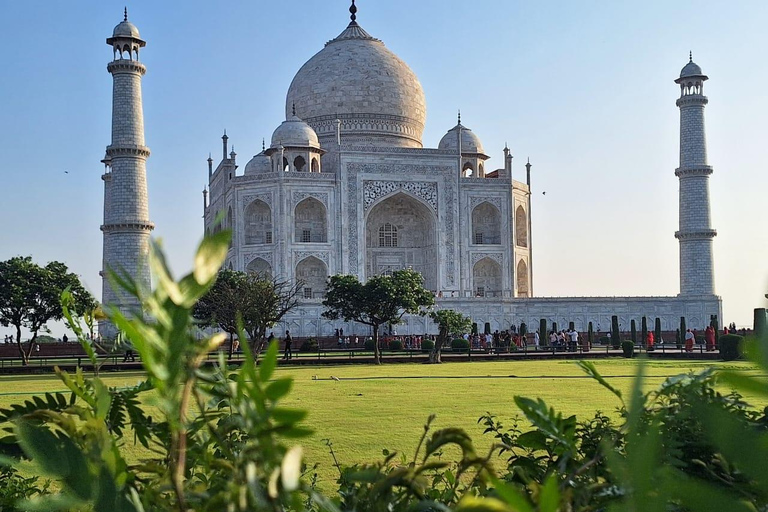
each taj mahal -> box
[99,3,721,338]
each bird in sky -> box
[64,170,69,174]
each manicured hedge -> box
[719,334,743,361]
[622,340,635,358]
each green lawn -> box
[0,359,762,492]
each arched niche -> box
[473,257,502,297]
[365,192,437,290]
[295,256,327,299]
[517,259,529,297]
[294,198,327,243]
[293,155,306,172]
[515,206,528,247]
[244,200,272,245]
[472,202,501,245]
[246,257,272,279]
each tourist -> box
[569,329,579,351]
[534,331,540,348]
[122,342,136,363]
[283,330,293,360]
[705,326,716,351]
[646,331,654,350]
[723,325,729,335]
[684,328,695,352]
[549,330,557,346]
[62,334,68,343]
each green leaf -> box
[193,230,230,286]
[264,378,293,401]
[260,341,279,382]
[577,360,624,405]
[455,496,517,512]
[489,477,534,512]
[272,407,308,424]
[425,427,476,459]
[538,474,560,512]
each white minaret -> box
[100,10,154,337]
[674,53,716,296]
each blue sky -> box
[0,0,766,336]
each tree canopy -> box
[0,256,96,364]
[322,269,434,364]
[194,269,301,354]
[428,309,472,363]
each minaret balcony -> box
[674,229,717,240]
[106,144,151,158]
[675,166,713,177]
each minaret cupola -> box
[106,8,145,61]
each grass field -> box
[0,359,763,492]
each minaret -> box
[100,10,154,336]
[674,53,716,296]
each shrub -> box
[598,335,611,345]
[389,339,403,350]
[421,339,434,351]
[719,334,743,361]
[451,338,470,352]
[364,338,375,351]
[622,340,635,358]
[299,338,318,352]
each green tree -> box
[641,316,648,349]
[428,309,472,363]
[0,256,95,365]
[194,268,301,356]
[323,269,434,365]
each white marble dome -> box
[112,20,141,39]
[285,20,426,148]
[680,60,703,78]
[439,123,486,155]
[244,152,272,175]
[270,115,320,149]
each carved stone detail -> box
[294,251,330,267]
[363,180,437,212]
[243,251,274,266]
[242,192,273,208]
[292,191,329,208]
[471,252,503,267]
[469,196,502,211]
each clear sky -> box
[1,0,766,337]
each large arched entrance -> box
[365,192,437,290]
[296,256,328,299]
[473,257,502,297]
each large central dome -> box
[285,18,426,149]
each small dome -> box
[439,124,486,155]
[244,152,272,175]
[270,115,320,149]
[112,20,141,39]
[680,60,703,78]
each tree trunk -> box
[15,326,28,366]
[428,327,447,364]
[373,324,381,365]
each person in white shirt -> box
[569,329,579,350]
[534,331,540,348]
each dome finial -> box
[457,109,461,125]
[292,102,296,116]
[124,7,128,21]
[689,51,693,62]
[262,138,266,151]
[350,0,357,22]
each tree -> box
[428,309,472,363]
[630,319,637,344]
[323,269,434,365]
[641,316,648,349]
[194,269,301,357]
[0,256,95,365]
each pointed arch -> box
[517,259,529,297]
[293,155,306,172]
[473,257,502,297]
[295,256,328,299]
[246,257,272,278]
[244,199,272,244]
[311,157,320,172]
[294,197,327,243]
[462,161,474,177]
[472,202,501,245]
[515,205,528,247]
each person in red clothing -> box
[684,329,695,352]
[705,326,716,351]
[646,331,654,350]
